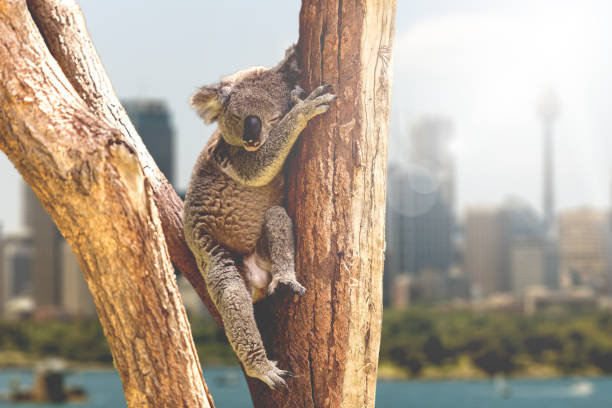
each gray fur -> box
[183,45,335,389]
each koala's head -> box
[190,46,299,151]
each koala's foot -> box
[268,274,306,296]
[246,359,291,389]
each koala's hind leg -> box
[260,206,306,296]
[200,244,289,388]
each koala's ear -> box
[274,44,300,86]
[190,85,230,124]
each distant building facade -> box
[385,116,456,305]
[511,239,547,295]
[464,200,545,298]
[1,230,34,316]
[4,99,177,318]
[558,208,612,294]
[23,185,63,310]
[123,99,175,185]
[464,208,502,298]
[60,241,95,316]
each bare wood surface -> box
[0,0,213,406]
[25,0,221,324]
[248,1,396,407]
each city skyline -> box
[1,1,612,232]
[0,99,175,318]
[385,112,612,306]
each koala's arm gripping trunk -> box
[224,85,336,187]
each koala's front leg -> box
[260,206,306,296]
[199,242,289,389]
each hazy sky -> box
[1,0,611,232]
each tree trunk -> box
[24,0,221,325]
[0,1,214,406]
[1,0,395,406]
[249,1,396,407]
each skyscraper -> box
[384,116,456,305]
[464,207,502,298]
[19,99,176,317]
[61,240,95,316]
[0,230,34,316]
[558,208,612,293]
[410,117,455,211]
[123,99,175,185]
[23,184,63,309]
[465,200,545,297]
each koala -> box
[183,45,336,388]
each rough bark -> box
[0,1,214,406]
[249,1,396,407]
[25,0,221,325]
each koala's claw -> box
[249,360,291,389]
[313,93,337,106]
[306,84,333,100]
[268,276,306,296]
[288,84,336,122]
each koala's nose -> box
[242,115,262,148]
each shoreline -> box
[1,360,607,383]
[377,361,606,381]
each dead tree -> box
[248,1,396,407]
[0,0,395,407]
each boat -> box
[0,359,87,403]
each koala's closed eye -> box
[269,115,282,125]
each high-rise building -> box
[61,241,95,316]
[464,200,545,297]
[1,230,34,316]
[19,99,175,317]
[177,274,208,319]
[23,184,63,309]
[511,238,547,295]
[384,116,456,305]
[389,274,412,309]
[464,207,502,298]
[410,116,455,211]
[558,208,612,293]
[123,99,175,185]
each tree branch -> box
[25,0,221,325]
[0,0,214,406]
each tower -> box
[537,87,560,289]
[537,87,560,235]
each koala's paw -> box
[246,360,291,390]
[268,275,306,297]
[293,84,337,120]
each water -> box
[1,368,611,407]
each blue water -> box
[1,368,611,407]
